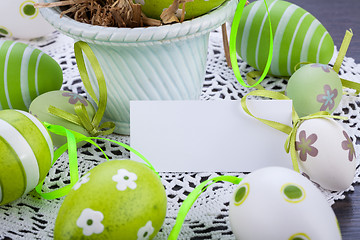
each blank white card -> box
[130,100,293,172]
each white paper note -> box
[130,100,293,172]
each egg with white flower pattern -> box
[295,118,356,191]
[0,109,53,205]
[286,63,342,117]
[54,160,167,240]
[0,0,54,39]
[229,167,341,239]
[0,40,63,111]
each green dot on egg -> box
[23,4,36,16]
[234,183,249,206]
[284,185,303,199]
[282,184,305,203]
[87,219,93,226]
[0,28,8,36]
[289,233,310,240]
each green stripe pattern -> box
[0,40,63,111]
[236,0,334,77]
[0,110,53,205]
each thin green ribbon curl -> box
[241,90,347,172]
[246,29,358,94]
[49,41,115,137]
[35,123,80,199]
[35,123,158,200]
[168,176,242,240]
[230,0,273,88]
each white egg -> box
[229,167,341,240]
[0,0,54,39]
[296,118,356,191]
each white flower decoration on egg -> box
[112,169,137,191]
[76,208,104,236]
[73,173,91,191]
[137,221,154,240]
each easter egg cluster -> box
[0,0,358,239]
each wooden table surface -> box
[289,0,360,239]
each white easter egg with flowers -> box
[295,118,356,191]
[0,0,54,39]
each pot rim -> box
[38,0,237,46]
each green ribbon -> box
[333,29,353,74]
[35,123,80,199]
[168,175,242,240]
[230,0,273,88]
[284,111,346,172]
[329,29,360,94]
[241,90,347,172]
[48,41,115,137]
[35,123,158,200]
[244,29,358,94]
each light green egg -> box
[0,109,54,205]
[29,90,95,148]
[54,160,167,240]
[0,40,63,111]
[134,0,226,20]
[236,0,334,77]
[286,63,342,117]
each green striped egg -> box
[0,109,54,205]
[236,0,334,77]
[0,40,63,111]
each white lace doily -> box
[1,27,360,240]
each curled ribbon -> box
[229,0,273,88]
[35,123,158,200]
[241,90,347,172]
[245,29,360,94]
[48,41,115,137]
[168,175,242,240]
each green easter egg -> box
[54,160,167,240]
[29,90,95,148]
[237,0,334,77]
[0,109,53,205]
[286,63,342,117]
[0,40,63,111]
[135,0,226,20]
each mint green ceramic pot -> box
[38,0,237,135]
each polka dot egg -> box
[54,160,167,239]
[0,0,54,39]
[295,118,356,191]
[229,167,341,239]
[0,109,53,205]
[0,40,63,111]
[134,0,226,20]
[236,0,334,77]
